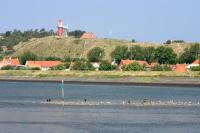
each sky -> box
[1,0,200,42]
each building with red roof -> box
[175,64,187,72]
[0,56,21,68]
[187,59,200,69]
[80,32,96,39]
[119,59,157,71]
[25,61,63,70]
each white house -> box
[91,62,100,71]
[187,59,199,69]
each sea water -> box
[0,81,200,133]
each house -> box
[91,62,100,71]
[0,56,21,68]
[175,64,187,72]
[187,59,200,69]
[80,32,96,39]
[25,61,63,70]
[119,59,157,71]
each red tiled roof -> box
[1,57,21,66]
[10,59,21,66]
[192,59,200,65]
[175,64,187,72]
[120,60,157,68]
[26,61,63,68]
[80,32,96,39]
[120,60,134,66]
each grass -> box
[13,36,190,60]
[0,70,199,78]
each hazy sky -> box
[1,0,200,42]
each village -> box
[0,55,199,72]
[0,19,199,73]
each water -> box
[0,81,200,133]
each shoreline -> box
[0,76,199,88]
[0,70,199,87]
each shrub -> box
[87,47,105,62]
[72,61,95,71]
[73,39,81,44]
[64,56,72,62]
[16,66,27,70]
[45,56,61,61]
[152,64,172,71]
[99,60,113,71]
[64,62,71,69]
[51,64,66,70]
[123,62,143,71]
[163,65,172,71]
[152,64,163,71]
[29,67,41,70]
[1,65,14,70]
[191,66,200,71]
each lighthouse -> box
[57,19,69,37]
[57,19,63,37]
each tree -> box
[155,46,177,64]
[129,45,145,60]
[0,47,3,52]
[178,43,200,64]
[178,48,196,64]
[144,46,155,64]
[20,51,38,65]
[122,62,143,71]
[111,46,129,64]
[165,40,171,44]
[5,31,11,37]
[172,40,185,43]
[87,47,105,62]
[99,60,113,71]
[0,55,3,60]
[68,30,86,38]
[190,43,200,58]
[72,61,95,71]
[131,39,136,43]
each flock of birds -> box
[44,98,200,107]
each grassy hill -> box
[13,36,190,60]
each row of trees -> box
[0,29,55,47]
[111,43,200,65]
[110,45,177,65]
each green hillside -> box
[13,36,190,60]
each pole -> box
[61,80,64,106]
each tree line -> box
[111,43,200,65]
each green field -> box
[0,70,199,78]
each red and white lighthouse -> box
[57,19,63,37]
